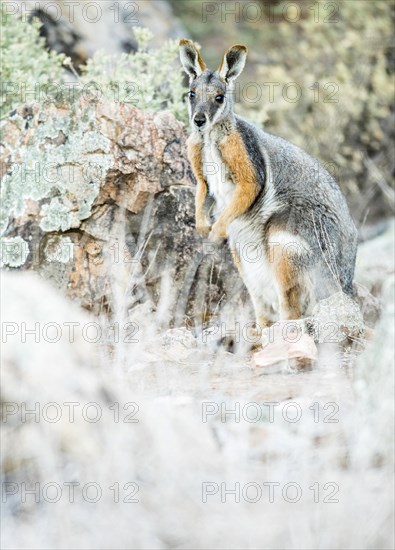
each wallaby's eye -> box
[189,91,196,99]
[215,95,225,103]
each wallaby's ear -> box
[218,44,247,83]
[179,38,206,79]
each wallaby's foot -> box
[256,316,272,331]
[288,357,313,372]
[243,324,264,351]
[244,317,274,351]
[253,323,317,372]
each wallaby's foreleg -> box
[210,131,259,241]
[187,137,211,237]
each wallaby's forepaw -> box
[208,222,227,243]
[196,223,211,237]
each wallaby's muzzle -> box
[194,113,207,128]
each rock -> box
[14,0,186,67]
[0,99,240,321]
[162,328,197,350]
[307,291,365,343]
[253,323,318,373]
[1,271,107,477]
[355,218,395,296]
[352,219,394,327]
[354,275,395,464]
[160,328,198,361]
[1,271,223,549]
[353,282,382,328]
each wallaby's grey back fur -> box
[179,38,358,336]
[237,115,358,296]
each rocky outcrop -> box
[0,99,241,321]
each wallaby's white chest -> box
[202,139,235,214]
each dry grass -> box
[1,230,394,549]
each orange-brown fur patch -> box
[275,258,304,320]
[187,138,209,232]
[216,130,259,230]
[187,139,205,186]
[267,235,303,320]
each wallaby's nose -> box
[194,114,206,128]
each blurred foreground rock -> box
[0,271,223,549]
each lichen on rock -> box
[44,235,74,263]
[0,102,110,236]
[0,236,30,268]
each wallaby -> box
[179,39,358,333]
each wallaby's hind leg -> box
[273,256,314,321]
[268,233,315,370]
[267,231,314,320]
[230,247,273,330]
[250,295,273,330]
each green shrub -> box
[80,27,188,123]
[0,8,67,118]
[1,9,188,123]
